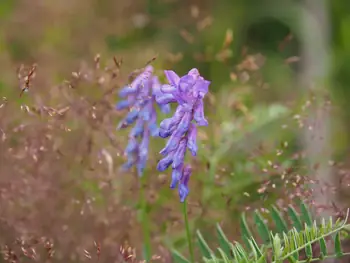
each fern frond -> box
[172,202,350,263]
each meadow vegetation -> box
[1,0,350,262]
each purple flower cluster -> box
[115,66,209,202]
[116,65,170,176]
[155,68,210,202]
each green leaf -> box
[256,255,267,263]
[290,229,299,260]
[287,205,303,231]
[253,211,270,243]
[319,237,327,256]
[271,233,282,259]
[231,245,241,262]
[240,213,253,247]
[196,230,213,259]
[234,242,249,262]
[172,250,190,263]
[216,223,233,258]
[217,248,230,262]
[248,238,262,260]
[299,201,312,227]
[271,205,288,234]
[304,228,313,258]
[335,232,343,257]
[287,256,297,263]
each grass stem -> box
[140,174,152,261]
[183,200,195,263]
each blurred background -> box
[1,0,350,262]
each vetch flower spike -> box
[116,65,170,176]
[156,68,210,202]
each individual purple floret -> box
[116,65,170,176]
[155,68,210,202]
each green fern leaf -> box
[196,230,214,259]
[216,223,233,259]
[240,212,253,247]
[253,211,270,243]
[271,206,288,234]
[288,229,299,260]
[172,249,190,263]
[234,242,250,262]
[335,232,343,257]
[190,204,349,263]
[256,255,267,263]
[271,233,283,260]
[287,256,297,263]
[287,205,302,231]
[319,237,327,256]
[299,201,312,227]
[304,225,313,258]
[230,245,240,262]
[248,238,263,260]
[327,217,333,232]
[217,248,231,262]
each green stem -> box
[183,200,195,263]
[140,174,152,261]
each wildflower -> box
[116,65,170,176]
[156,68,210,201]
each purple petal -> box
[137,132,149,176]
[151,76,162,95]
[157,154,174,172]
[156,93,177,105]
[170,166,182,188]
[193,100,208,126]
[130,118,144,137]
[173,112,191,138]
[119,85,138,97]
[116,100,130,110]
[178,184,189,202]
[125,109,139,124]
[121,154,136,171]
[159,131,182,156]
[164,70,180,86]
[149,123,159,137]
[159,118,175,132]
[140,101,152,121]
[159,104,171,114]
[173,105,187,119]
[178,75,196,93]
[126,94,137,105]
[187,123,198,156]
[125,137,138,153]
[159,112,182,138]
[122,160,134,171]
[139,129,150,158]
[159,127,173,138]
[181,165,191,185]
[161,84,177,94]
[117,109,140,129]
[194,79,210,98]
[129,66,153,91]
[172,139,186,168]
[187,68,200,78]
[178,165,191,202]
[148,110,159,137]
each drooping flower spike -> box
[155,68,210,202]
[116,65,170,176]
